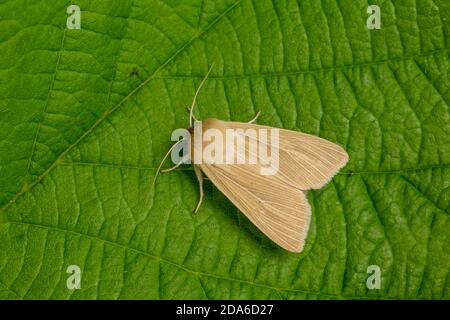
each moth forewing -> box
[198,162,312,252]
[223,121,349,189]
[185,118,348,252]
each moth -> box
[154,67,348,253]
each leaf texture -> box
[0,0,449,299]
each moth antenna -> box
[152,139,185,189]
[189,63,215,127]
[247,110,261,124]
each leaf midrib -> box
[0,0,243,215]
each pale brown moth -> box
[154,66,349,253]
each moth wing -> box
[198,163,311,252]
[224,121,349,190]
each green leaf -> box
[0,0,449,299]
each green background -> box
[0,0,449,299]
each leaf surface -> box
[0,0,449,299]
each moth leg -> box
[247,110,261,124]
[152,139,185,189]
[161,161,183,173]
[193,165,204,213]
